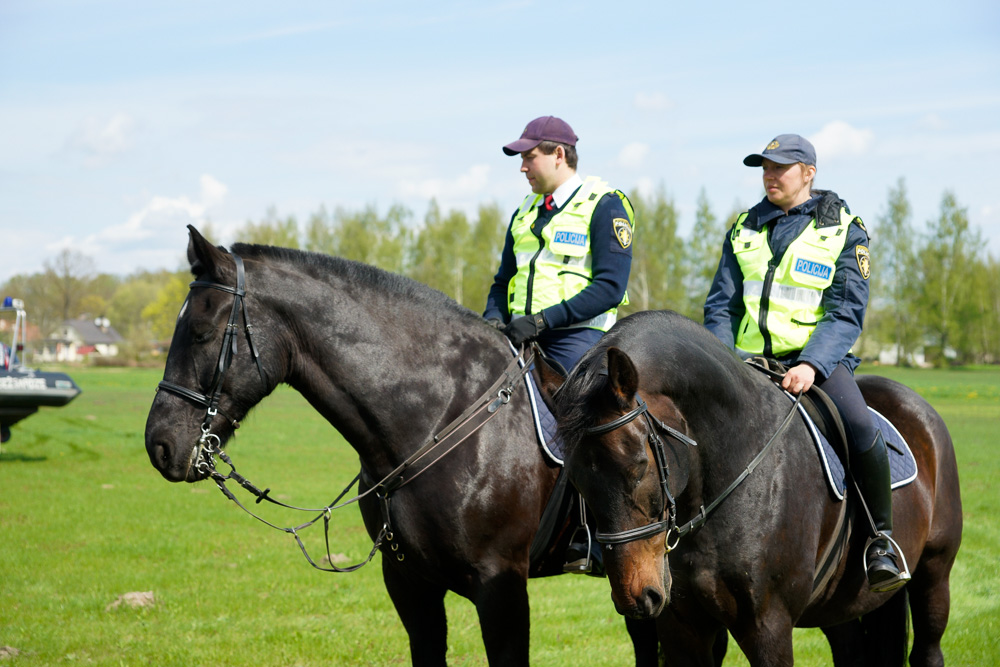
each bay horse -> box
[545,309,962,666]
[144,226,660,665]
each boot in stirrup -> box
[854,431,910,593]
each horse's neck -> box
[274,271,501,469]
[673,368,799,511]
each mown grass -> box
[0,365,996,665]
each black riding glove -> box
[502,313,547,346]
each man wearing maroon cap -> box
[483,116,635,576]
[483,116,635,376]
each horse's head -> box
[556,345,683,619]
[145,226,273,482]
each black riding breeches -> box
[814,363,879,455]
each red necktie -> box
[543,194,554,211]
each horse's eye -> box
[193,329,214,344]
[630,459,648,489]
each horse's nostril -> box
[641,586,664,616]
[155,444,170,466]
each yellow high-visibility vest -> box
[732,206,858,356]
[507,176,633,331]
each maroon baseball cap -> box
[502,116,578,156]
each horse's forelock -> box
[555,344,620,450]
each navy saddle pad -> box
[524,372,564,465]
[790,396,918,500]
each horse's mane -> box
[555,310,751,451]
[231,242,482,324]
[553,341,617,451]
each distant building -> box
[37,316,124,362]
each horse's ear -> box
[186,224,231,280]
[532,343,565,403]
[606,347,639,403]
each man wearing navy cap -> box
[483,116,635,376]
[704,133,908,593]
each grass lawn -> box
[1,364,996,665]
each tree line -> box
[3,180,999,366]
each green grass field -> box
[1,365,997,665]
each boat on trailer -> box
[0,297,81,443]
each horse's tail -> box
[861,588,910,666]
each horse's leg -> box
[473,569,531,666]
[625,617,660,667]
[857,589,910,666]
[729,606,795,667]
[711,630,729,666]
[821,620,867,666]
[655,606,727,667]
[907,559,953,667]
[381,560,449,667]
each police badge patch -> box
[613,218,632,249]
[856,245,871,280]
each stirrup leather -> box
[563,499,594,574]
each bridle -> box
[157,253,267,476]
[584,389,801,553]
[584,394,695,551]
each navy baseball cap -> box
[503,116,579,156]
[743,134,817,167]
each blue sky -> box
[1,1,998,287]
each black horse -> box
[545,309,962,666]
[145,227,662,665]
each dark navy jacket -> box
[703,193,870,380]
[483,189,632,330]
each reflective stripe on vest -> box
[733,207,855,356]
[507,176,633,332]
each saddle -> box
[745,357,850,464]
[744,358,917,498]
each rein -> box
[588,387,802,552]
[155,252,535,572]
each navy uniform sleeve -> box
[482,211,518,323]
[703,222,746,350]
[797,218,870,379]
[540,192,632,330]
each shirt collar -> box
[755,194,820,227]
[550,173,583,209]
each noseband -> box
[584,389,802,552]
[157,253,267,473]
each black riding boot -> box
[853,431,908,593]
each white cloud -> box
[398,164,490,200]
[915,113,949,130]
[618,142,651,169]
[67,113,136,165]
[95,174,229,248]
[200,174,229,208]
[809,121,875,160]
[37,176,232,277]
[634,92,674,112]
